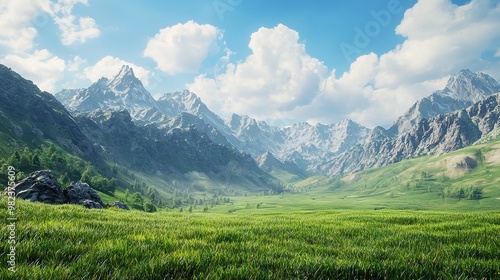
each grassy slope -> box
[224,137,500,213]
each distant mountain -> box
[389,69,500,135]
[256,152,308,180]
[280,120,370,170]
[0,64,282,197]
[57,66,370,173]
[0,65,100,162]
[55,65,162,121]
[225,113,285,157]
[321,93,500,175]
[156,90,243,148]
[76,109,278,193]
[225,114,370,171]
[320,69,500,176]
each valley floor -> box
[1,198,499,279]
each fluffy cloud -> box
[376,0,500,88]
[84,56,151,85]
[0,0,99,50]
[49,0,100,45]
[188,24,328,120]
[0,0,48,51]
[0,0,99,92]
[144,20,221,74]
[190,0,500,128]
[1,49,65,92]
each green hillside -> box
[231,136,500,212]
[330,136,500,210]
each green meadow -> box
[1,199,500,279]
[2,136,500,279]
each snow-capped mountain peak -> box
[108,65,145,93]
[444,69,500,103]
[389,69,500,135]
[55,65,159,120]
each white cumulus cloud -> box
[84,56,151,85]
[1,49,65,92]
[49,0,100,45]
[190,0,500,128]
[376,0,500,88]
[188,24,328,120]
[0,0,49,51]
[0,0,100,50]
[144,20,221,74]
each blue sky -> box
[1,0,499,127]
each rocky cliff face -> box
[321,93,500,175]
[389,69,500,135]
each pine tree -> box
[32,154,41,170]
[124,189,130,202]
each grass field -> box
[2,135,500,279]
[2,198,500,279]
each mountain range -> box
[55,65,374,173]
[0,64,278,196]
[1,62,499,196]
[54,66,500,176]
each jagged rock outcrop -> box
[10,170,104,209]
[63,182,104,209]
[12,170,65,204]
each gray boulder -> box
[12,170,65,204]
[109,201,130,210]
[63,182,104,209]
[9,170,105,209]
[82,199,104,209]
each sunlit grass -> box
[1,198,499,279]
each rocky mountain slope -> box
[0,64,279,195]
[56,66,371,173]
[389,69,500,135]
[321,93,500,175]
[0,65,100,162]
[75,109,277,193]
